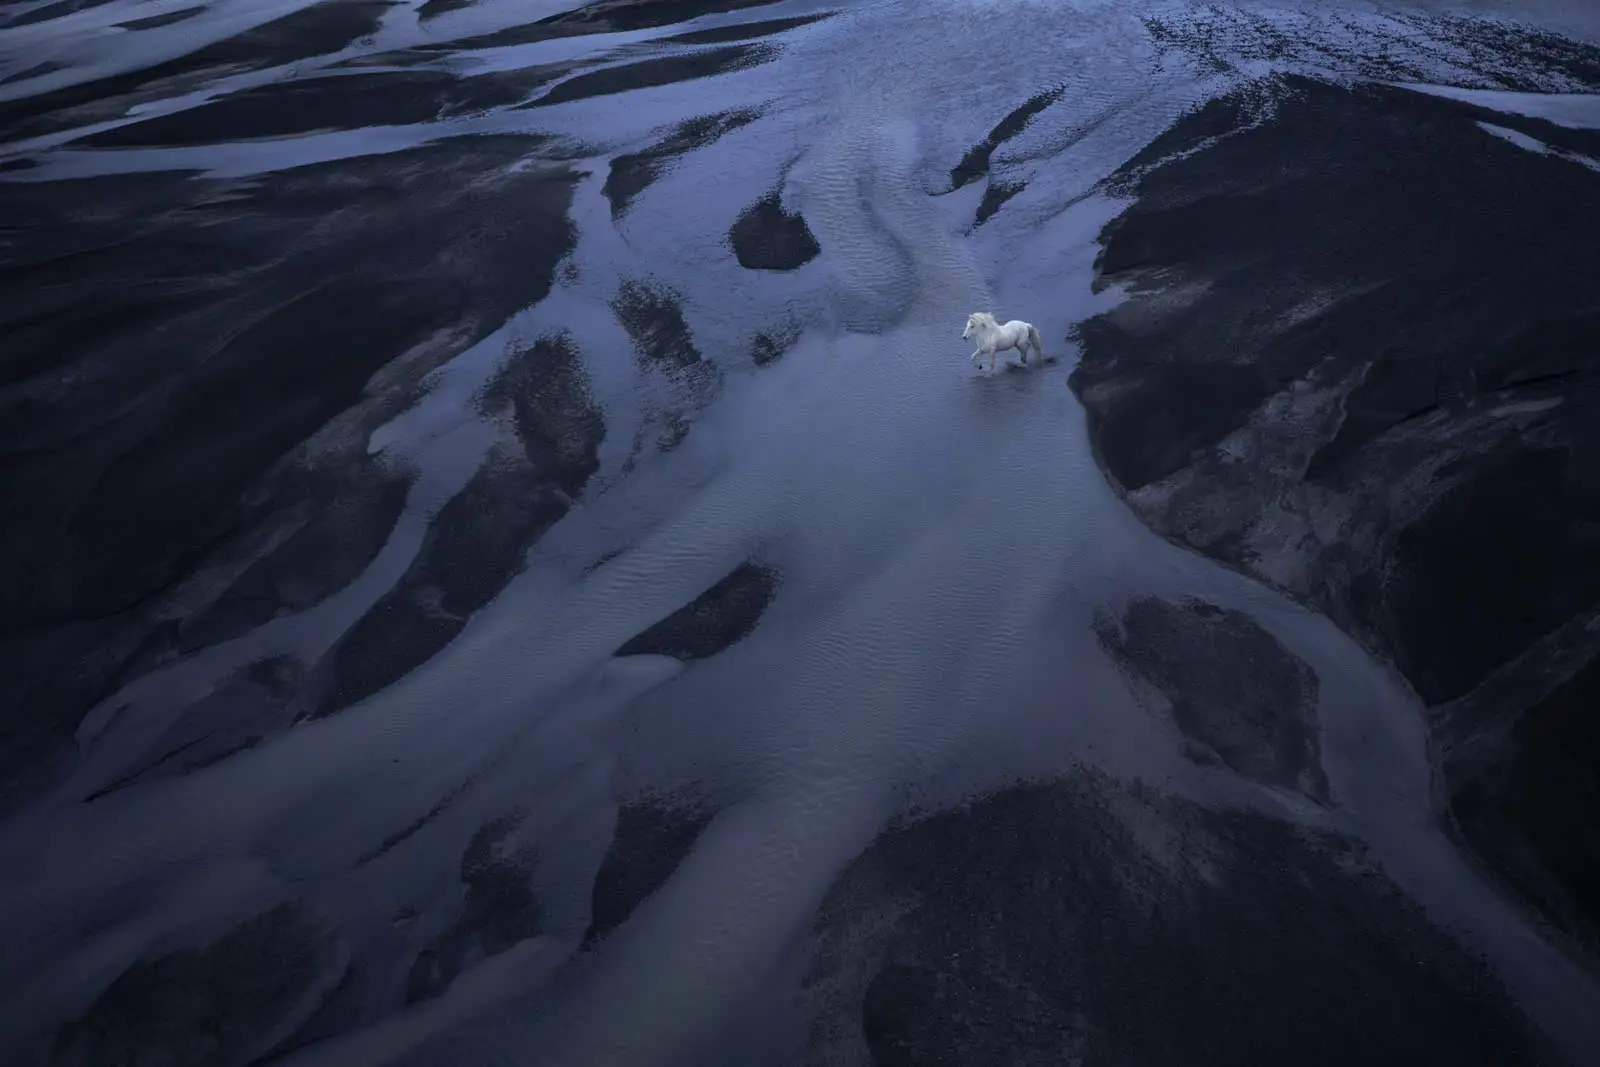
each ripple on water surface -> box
[3,2,1600,1066]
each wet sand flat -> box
[2,2,1600,1065]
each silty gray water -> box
[2,0,1600,1063]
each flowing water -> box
[3,0,1600,1063]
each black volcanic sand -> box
[117,7,205,32]
[417,0,476,21]
[658,11,836,46]
[0,134,579,800]
[612,279,724,459]
[1068,74,1600,958]
[557,765,1564,1066]
[604,108,763,219]
[947,86,1063,229]
[404,814,544,1005]
[75,68,563,149]
[1095,595,1329,804]
[1143,9,1600,91]
[0,0,394,142]
[615,560,781,660]
[750,320,803,366]
[1,0,815,149]
[305,334,606,721]
[0,0,118,30]
[948,87,1063,191]
[0,0,813,801]
[33,812,543,1061]
[413,0,793,54]
[730,190,820,271]
[9,8,1600,1067]
[585,797,717,946]
[522,42,779,109]
[42,900,348,1067]
[804,770,1560,1067]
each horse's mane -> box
[969,311,998,326]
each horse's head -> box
[962,313,980,340]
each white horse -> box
[962,312,1044,373]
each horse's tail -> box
[1027,323,1044,361]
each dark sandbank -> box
[116,7,205,31]
[948,86,1063,229]
[604,108,762,218]
[404,814,544,1005]
[659,11,835,46]
[308,333,605,721]
[805,771,1557,1066]
[0,134,577,800]
[77,68,558,148]
[1069,71,1600,960]
[416,0,790,54]
[43,901,348,1067]
[586,797,716,946]
[522,42,777,109]
[615,560,781,661]
[0,0,392,143]
[729,191,820,271]
[612,279,723,459]
[0,0,115,30]
[1096,595,1329,803]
